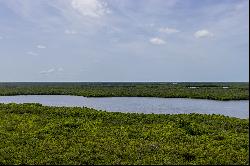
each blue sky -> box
[0,0,249,82]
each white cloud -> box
[40,68,55,74]
[40,67,64,75]
[71,0,111,18]
[65,29,77,35]
[37,45,46,49]
[57,67,64,72]
[150,37,166,45]
[0,36,3,39]
[27,51,39,56]
[159,27,179,34]
[194,30,214,38]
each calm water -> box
[0,95,248,119]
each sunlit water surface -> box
[0,95,248,119]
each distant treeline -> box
[0,82,248,100]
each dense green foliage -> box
[0,103,248,165]
[0,82,248,100]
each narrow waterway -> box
[0,95,248,119]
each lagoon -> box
[0,95,248,119]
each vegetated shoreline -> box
[0,94,249,102]
[0,103,248,165]
[0,82,248,101]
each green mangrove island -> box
[0,103,248,165]
[0,82,248,100]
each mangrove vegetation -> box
[0,82,248,100]
[0,103,249,165]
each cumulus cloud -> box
[150,37,166,45]
[159,27,179,34]
[27,51,39,56]
[40,68,55,74]
[194,30,214,38]
[37,45,46,49]
[64,29,77,35]
[71,0,111,18]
